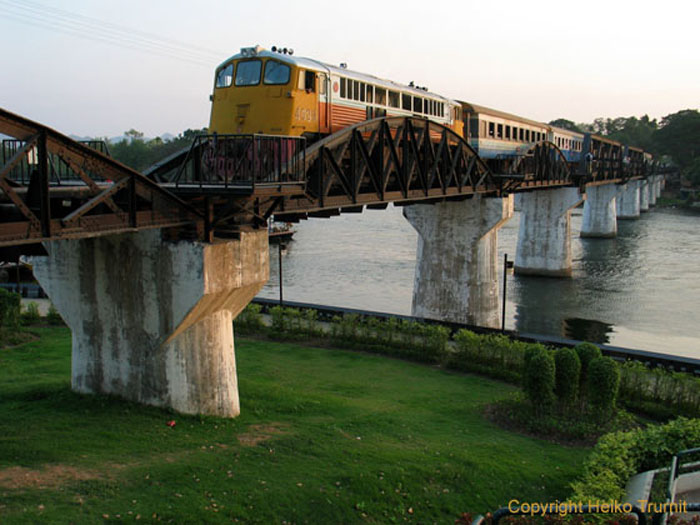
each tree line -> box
[550,109,700,185]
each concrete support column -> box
[514,187,583,277]
[640,180,650,212]
[403,195,513,328]
[30,229,269,418]
[616,180,641,219]
[649,177,658,206]
[581,183,618,238]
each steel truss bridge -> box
[0,107,655,252]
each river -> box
[258,203,700,359]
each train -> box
[208,46,642,170]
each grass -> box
[0,326,590,523]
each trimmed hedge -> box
[234,304,700,420]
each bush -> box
[571,417,700,501]
[587,356,621,417]
[554,347,581,407]
[0,288,20,329]
[523,346,556,414]
[46,303,64,325]
[21,302,41,325]
[235,303,265,334]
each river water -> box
[258,204,700,359]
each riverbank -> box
[0,327,588,523]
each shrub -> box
[0,288,20,329]
[571,417,700,501]
[554,347,581,407]
[235,303,265,334]
[575,342,602,382]
[523,346,556,414]
[21,302,41,325]
[46,303,64,325]
[587,357,620,417]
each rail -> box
[156,133,306,192]
[653,448,700,525]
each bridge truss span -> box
[0,107,201,250]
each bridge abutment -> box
[581,184,617,238]
[514,187,583,277]
[403,195,513,328]
[30,229,269,418]
[616,180,641,219]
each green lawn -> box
[0,327,590,523]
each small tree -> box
[523,346,556,414]
[587,357,621,418]
[575,342,602,398]
[554,347,581,408]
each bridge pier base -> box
[616,180,641,219]
[514,187,583,277]
[581,183,617,238]
[640,180,650,212]
[403,195,513,328]
[30,229,269,418]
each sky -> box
[0,0,698,138]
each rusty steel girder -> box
[0,107,201,248]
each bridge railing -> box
[168,134,307,191]
[2,138,112,185]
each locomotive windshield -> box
[235,60,262,86]
[215,63,233,88]
[263,61,290,85]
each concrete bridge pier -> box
[403,195,513,328]
[581,183,618,238]
[648,177,658,207]
[514,187,583,277]
[616,180,641,219]
[30,229,269,418]
[640,180,650,212]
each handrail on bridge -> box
[156,133,307,191]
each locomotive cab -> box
[209,46,322,137]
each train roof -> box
[458,101,548,129]
[549,125,585,139]
[218,46,456,103]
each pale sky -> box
[1,0,698,137]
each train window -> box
[359,83,365,102]
[389,91,399,108]
[304,71,316,92]
[402,93,411,110]
[264,61,291,85]
[375,87,386,105]
[526,130,530,141]
[340,78,346,98]
[413,97,423,113]
[497,124,503,139]
[367,85,373,103]
[519,128,524,141]
[353,80,359,100]
[488,122,495,137]
[235,60,261,86]
[505,126,511,140]
[215,63,233,88]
